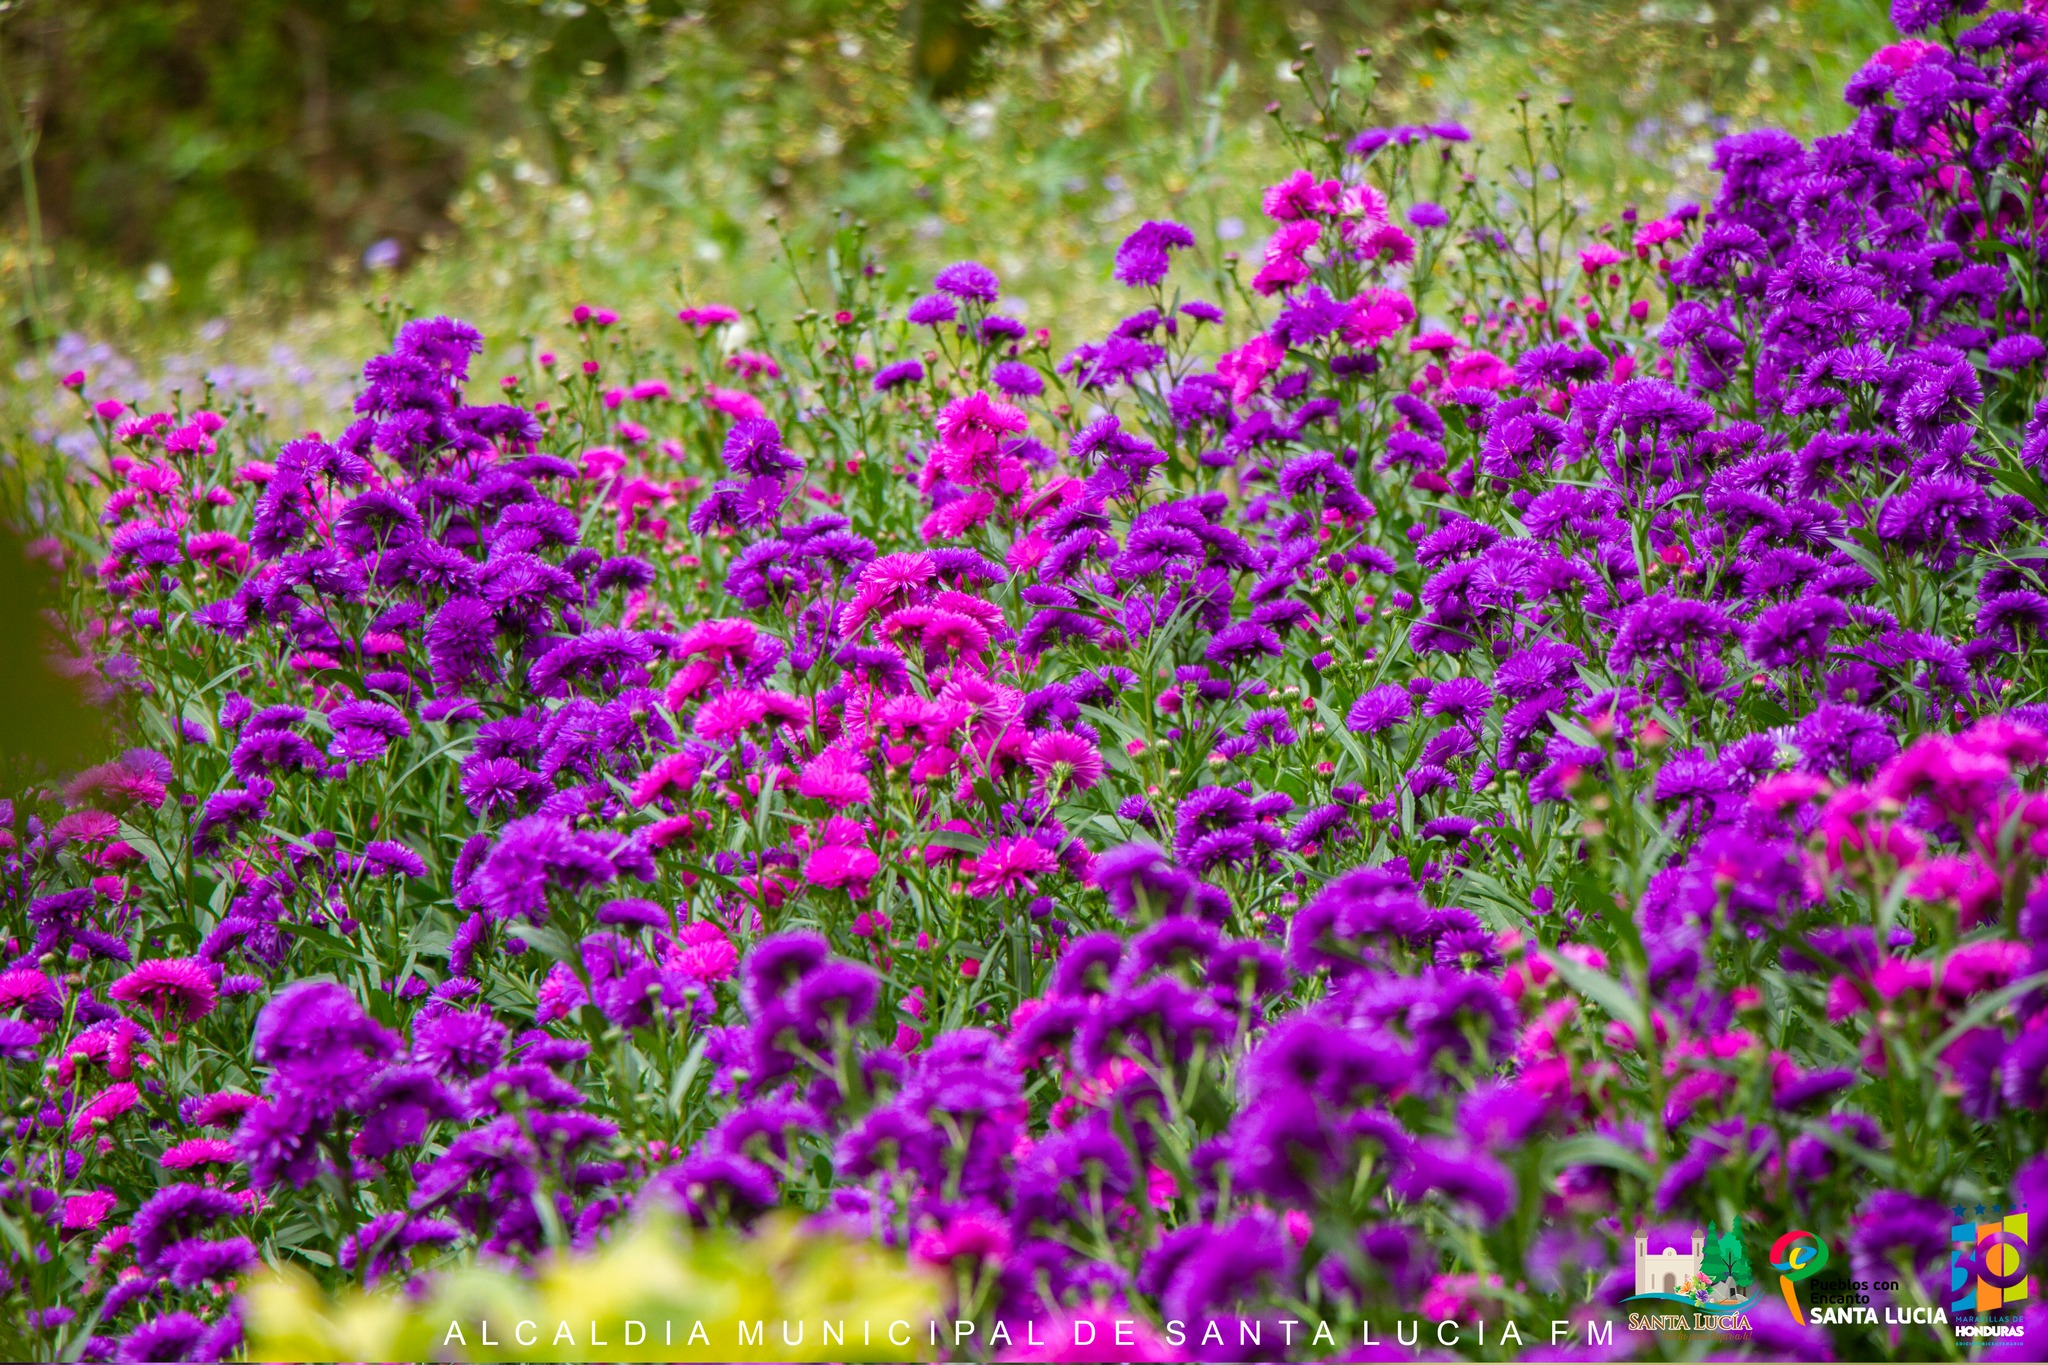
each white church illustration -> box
[1634,1228,1705,1296]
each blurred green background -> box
[0,0,1885,379]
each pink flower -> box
[1339,181,1388,221]
[726,349,781,380]
[185,1091,260,1129]
[1025,730,1104,798]
[1871,957,1933,1002]
[160,1138,239,1170]
[1876,735,2010,816]
[1351,221,1415,266]
[1867,39,1946,74]
[1446,349,1514,390]
[805,843,880,893]
[62,1191,117,1230]
[107,958,218,1024]
[677,304,741,326]
[912,1207,1012,1266]
[70,1082,140,1141]
[1750,771,1830,812]
[0,965,59,1019]
[701,387,766,421]
[1216,335,1284,404]
[965,837,1057,898]
[925,391,1030,491]
[837,552,937,634]
[1940,940,2030,999]
[1579,242,1626,273]
[666,922,739,984]
[1341,288,1415,348]
[1261,169,1340,220]
[921,488,997,540]
[58,1020,148,1083]
[1906,855,2002,929]
[1959,716,2048,765]
[185,530,249,570]
[51,810,122,845]
[797,748,871,809]
[675,617,759,664]
[63,756,168,813]
[1006,532,1053,572]
[631,750,704,807]
[694,690,770,742]
[1816,784,1924,873]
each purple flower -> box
[131,1184,242,1269]
[118,1313,211,1364]
[722,417,802,478]
[1988,334,2046,370]
[252,981,402,1111]
[162,1235,258,1290]
[933,260,1000,302]
[645,1151,781,1224]
[412,1008,508,1079]
[1396,1137,1514,1224]
[1848,1189,1951,1310]
[1347,684,1412,734]
[474,816,623,924]
[354,1064,461,1158]
[990,360,1044,397]
[2001,1024,2048,1109]
[1287,864,1429,974]
[1747,595,1847,667]
[871,359,924,391]
[1794,702,1897,777]
[1114,220,1196,287]
[426,596,498,693]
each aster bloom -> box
[932,260,1001,302]
[721,417,802,478]
[1026,729,1106,798]
[1113,220,1197,287]
[108,958,217,1024]
[965,837,1059,898]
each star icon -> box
[1976,1204,1987,1217]
[1955,1206,1968,1217]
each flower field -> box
[7,2,2048,1362]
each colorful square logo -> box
[1951,1209,2032,1318]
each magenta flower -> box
[796,748,871,809]
[108,958,218,1025]
[1025,730,1105,798]
[965,837,1057,898]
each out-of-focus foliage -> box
[244,1214,939,1363]
[0,0,1878,334]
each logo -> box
[1952,1204,2032,1341]
[1769,1230,1829,1325]
[1624,1220,1757,1332]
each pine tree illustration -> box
[1725,1217,1753,1289]
[1700,1223,1730,1289]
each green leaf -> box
[116,820,172,881]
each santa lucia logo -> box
[1624,1220,1759,1323]
[1768,1230,1829,1324]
